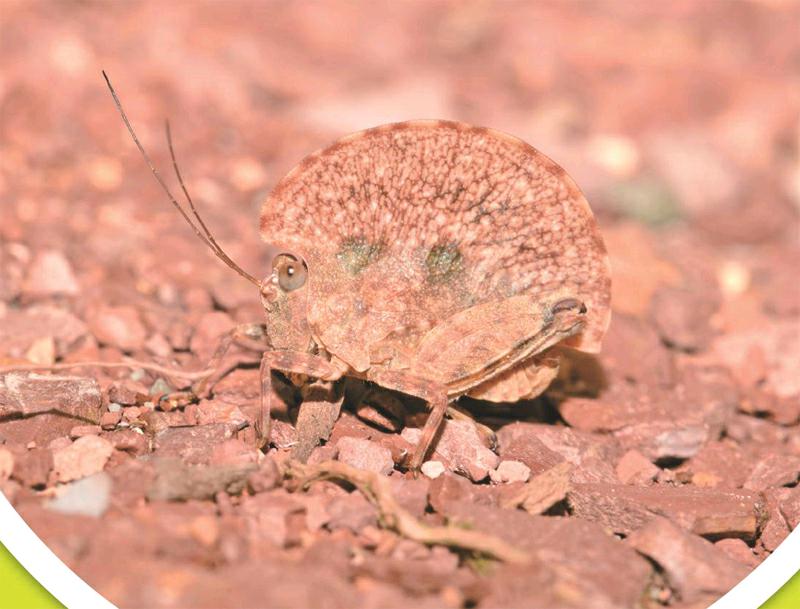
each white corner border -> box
[709,525,800,609]
[0,491,117,609]
[1,487,798,608]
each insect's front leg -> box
[257,351,344,448]
[164,323,267,406]
[365,369,449,471]
[192,323,268,398]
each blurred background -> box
[1,1,797,323]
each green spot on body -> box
[426,244,464,284]
[336,237,383,275]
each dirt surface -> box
[1,2,799,608]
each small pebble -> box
[46,472,112,517]
[490,460,531,484]
[337,436,394,475]
[421,461,445,479]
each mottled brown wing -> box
[260,121,611,364]
[467,355,560,402]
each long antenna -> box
[102,70,261,287]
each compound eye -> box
[272,253,308,292]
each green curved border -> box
[762,570,800,609]
[0,543,63,609]
[0,539,797,609]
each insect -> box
[103,72,611,471]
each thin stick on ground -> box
[0,359,214,380]
[284,460,532,565]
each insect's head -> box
[258,251,313,351]
[545,296,588,341]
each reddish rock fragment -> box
[387,476,429,518]
[601,312,673,385]
[292,381,343,462]
[743,454,800,492]
[427,472,501,516]
[152,423,237,465]
[69,425,101,439]
[447,504,651,609]
[564,365,736,464]
[421,419,499,482]
[738,383,800,426]
[0,447,13,481]
[102,429,148,455]
[107,379,149,406]
[650,284,718,352]
[616,449,659,485]
[498,422,618,483]
[11,447,53,488]
[209,438,259,467]
[0,306,87,360]
[147,458,256,501]
[496,422,566,474]
[326,491,378,532]
[760,489,791,553]
[568,483,764,539]
[336,436,393,475]
[726,414,789,447]
[52,436,113,483]
[247,457,281,494]
[354,551,466,599]
[269,419,298,450]
[614,421,708,462]
[481,562,584,609]
[85,305,147,352]
[195,399,248,426]
[713,320,800,402]
[106,459,156,509]
[16,504,98,566]
[779,486,800,530]
[628,517,749,603]
[2,413,67,451]
[240,490,306,549]
[99,410,121,430]
[307,444,338,465]
[189,311,235,361]
[676,441,754,489]
[714,538,758,568]
[0,373,102,419]
[139,409,186,434]
[22,250,80,298]
[48,437,71,451]
[501,461,572,515]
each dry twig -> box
[0,359,213,380]
[284,459,532,565]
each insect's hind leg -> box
[365,369,449,472]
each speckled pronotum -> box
[102,72,612,470]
